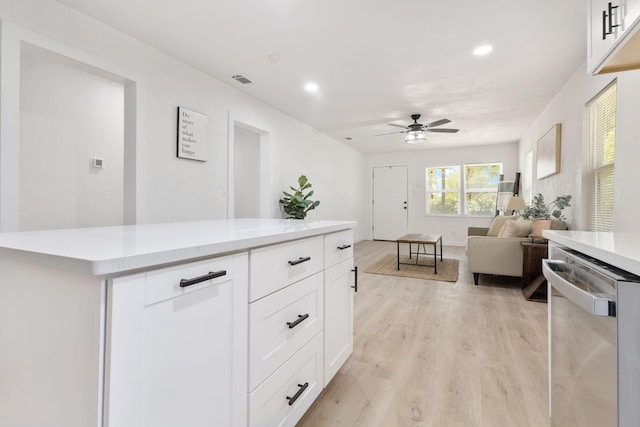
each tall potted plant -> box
[279,175,320,219]
[521,193,572,235]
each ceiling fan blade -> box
[388,123,408,129]
[426,118,451,128]
[374,130,406,137]
[426,128,459,133]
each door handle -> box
[542,260,615,317]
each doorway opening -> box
[19,43,127,231]
[0,25,139,232]
[230,121,271,219]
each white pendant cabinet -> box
[589,0,640,74]
[0,219,356,427]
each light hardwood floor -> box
[298,240,550,427]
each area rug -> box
[364,254,459,282]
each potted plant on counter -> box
[279,175,320,219]
[521,193,572,236]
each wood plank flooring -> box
[298,240,549,427]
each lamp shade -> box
[405,130,426,143]
[506,195,526,211]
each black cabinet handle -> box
[288,256,311,266]
[608,2,619,32]
[286,382,309,406]
[286,313,309,329]
[337,244,351,250]
[603,2,620,39]
[351,266,358,293]
[179,270,227,288]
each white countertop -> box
[0,219,356,276]
[543,230,640,276]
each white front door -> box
[372,165,408,240]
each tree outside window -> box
[464,163,502,216]
[426,166,460,215]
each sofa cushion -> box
[497,220,532,238]
[487,215,516,237]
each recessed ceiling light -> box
[473,45,493,56]
[267,53,281,63]
[304,83,319,92]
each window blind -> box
[587,82,616,231]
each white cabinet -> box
[249,236,323,302]
[247,236,324,427]
[247,229,356,426]
[248,272,323,391]
[248,334,323,427]
[104,254,248,427]
[588,0,619,72]
[323,230,355,387]
[324,258,355,386]
[589,0,640,74]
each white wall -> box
[0,0,366,240]
[19,45,124,231]
[518,62,640,232]
[363,142,519,246]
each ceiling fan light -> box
[405,130,426,143]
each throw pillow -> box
[487,215,516,237]
[497,220,532,238]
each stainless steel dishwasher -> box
[543,246,640,427]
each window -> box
[587,82,616,231]
[426,166,460,215]
[464,163,502,216]
[426,163,502,216]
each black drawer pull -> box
[337,244,352,250]
[351,266,358,293]
[288,256,311,266]
[286,382,309,406]
[179,270,227,288]
[287,313,309,329]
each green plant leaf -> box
[279,175,319,220]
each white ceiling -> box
[56,0,587,154]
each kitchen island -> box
[0,218,356,427]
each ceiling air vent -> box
[231,74,252,84]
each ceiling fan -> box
[376,114,459,143]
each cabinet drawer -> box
[248,333,323,427]
[145,255,235,306]
[249,272,323,391]
[324,229,354,268]
[250,236,323,302]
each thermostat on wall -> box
[91,157,104,169]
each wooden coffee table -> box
[396,233,443,273]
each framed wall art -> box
[536,123,561,179]
[177,107,208,161]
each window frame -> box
[425,162,503,217]
[586,81,616,232]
